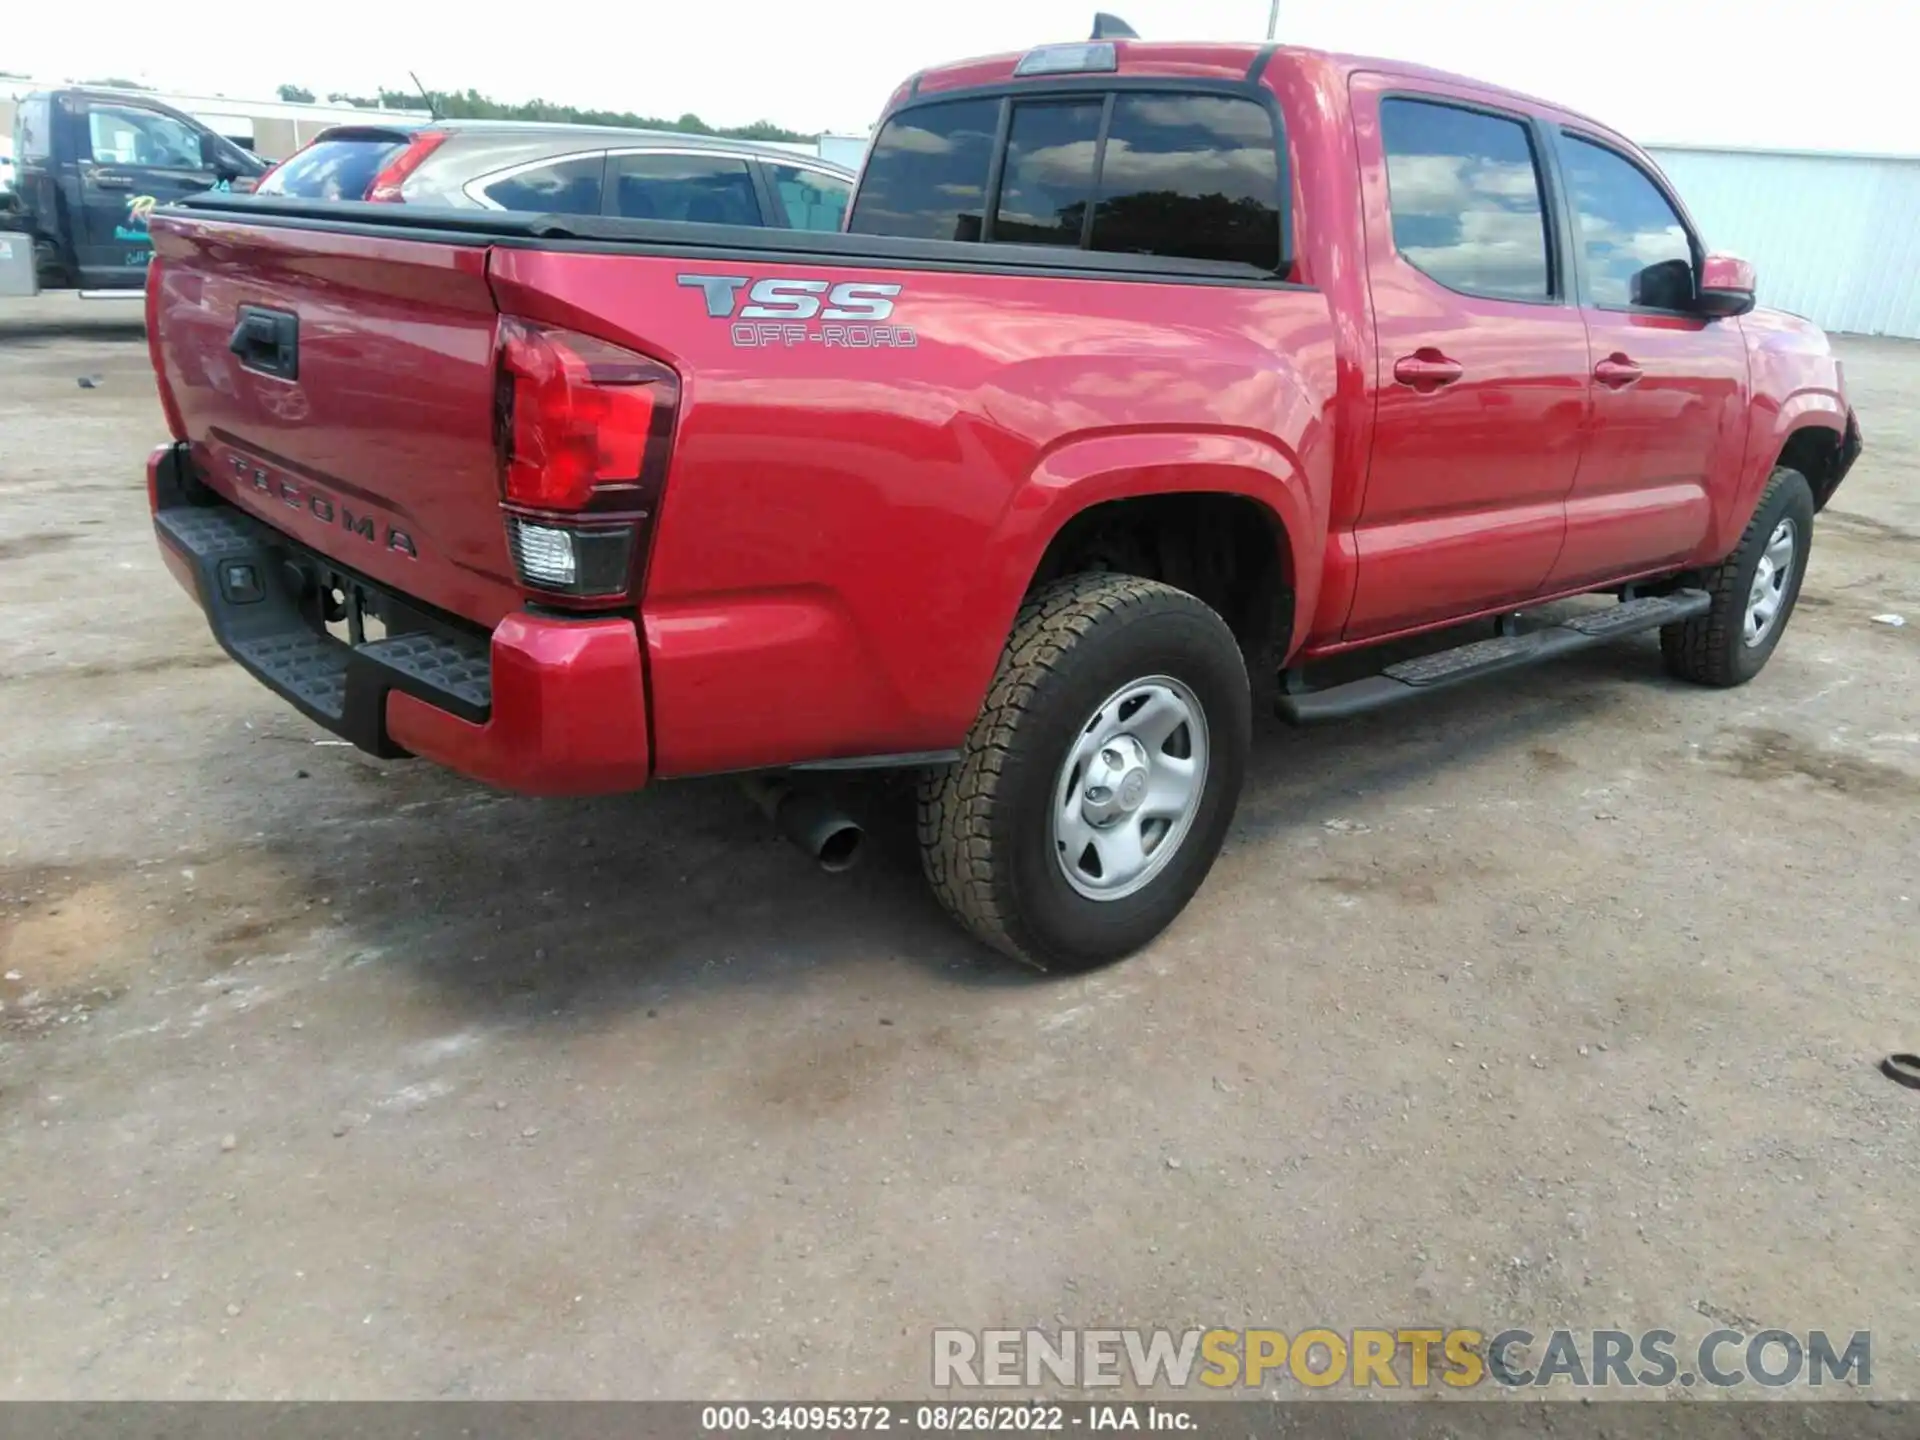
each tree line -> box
[275,83,812,142]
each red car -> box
[143,35,1859,970]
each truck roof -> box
[907,40,1610,137]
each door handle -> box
[91,173,135,191]
[1594,354,1643,388]
[1392,349,1464,391]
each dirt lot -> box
[0,293,1915,1400]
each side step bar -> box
[1276,590,1711,725]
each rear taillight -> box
[365,130,448,202]
[493,317,680,605]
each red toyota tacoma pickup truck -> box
[144,38,1860,971]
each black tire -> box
[1661,467,1816,686]
[917,574,1251,972]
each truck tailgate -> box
[147,213,518,627]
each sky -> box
[6,0,1910,154]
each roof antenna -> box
[408,70,441,121]
[1090,12,1138,38]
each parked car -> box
[255,119,855,230]
[143,35,1858,971]
[8,87,266,290]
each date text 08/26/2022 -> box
[701,1405,1190,1432]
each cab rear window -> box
[847,98,999,241]
[849,89,1284,269]
[15,97,53,163]
[257,137,407,200]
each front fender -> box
[1718,386,1849,556]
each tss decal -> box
[677,274,917,350]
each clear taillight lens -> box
[504,516,636,600]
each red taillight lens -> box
[494,318,680,605]
[365,130,448,202]
[495,317,679,512]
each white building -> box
[1650,143,1919,338]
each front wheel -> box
[917,574,1251,972]
[1661,467,1816,686]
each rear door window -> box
[766,163,852,231]
[481,153,606,215]
[256,136,406,199]
[847,97,999,240]
[992,99,1102,245]
[1090,94,1282,267]
[16,97,52,163]
[1379,98,1551,301]
[608,153,761,224]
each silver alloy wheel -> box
[1744,517,1797,647]
[1051,675,1209,902]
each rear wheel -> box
[918,574,1250,972]
[1661,467,1816,686]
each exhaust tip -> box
[814,822,863,873]
[741,775,864,873]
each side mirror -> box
[198,132,239,180]
[1630,256,1694,310]
[1696,252,1756,318]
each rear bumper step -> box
[1277,590,1712,725]
[149,443,652,795]
[154,499,493,754]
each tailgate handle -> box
[229,306,300,381]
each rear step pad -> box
[1276,590,1711,725]
[155,501,493,755]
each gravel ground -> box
[0,294,1915,1400]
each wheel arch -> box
[982,430,1317,674]
[1773,414,1857,511]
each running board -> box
[1276,590,1712,725]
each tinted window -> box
[256,137,405,199]
[1091,95,1281,268]
[16,97,52,163]
[1380,99,1550,301]
[609,153,759,224]
[1561,136,1693,308]
[768,163,851,231]
[483,154,606,216]
[993,100,1102,245]
[848,98,998,241]
[85,103,203,168]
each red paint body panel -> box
[146,217,522,629]
[384,614,651,795]
[1344,72,1591,638]
[1550,306,1748,588]
[492,246,1336,775]
[143,43,1857,795]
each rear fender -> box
[979,429,1318,656]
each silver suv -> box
[255,119,853,231]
